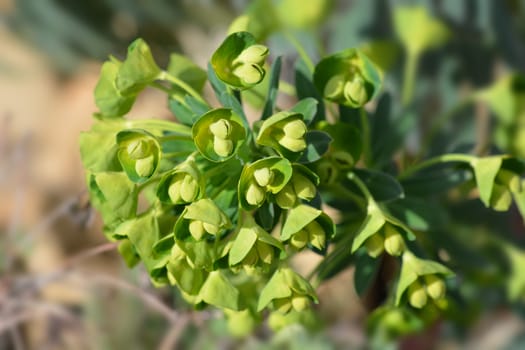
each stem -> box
[347,171,375,203]
[402,52,418,107]
[150,82,185,105]
[279,80,296,96]
[284,31,315,73]
[126,119,192,136]
[359,108,371,166]
[398,153,475,180]
[158,71,208,105]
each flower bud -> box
[344,76,368,106]
[496,169,521,193]
[246,182,265,206]
[126,139,150,159]
[189,220,206,240]
[424,275,446,300]
[365,234,384,258]
[277,135,307,153]
[256,241,274,265]
[408,281,428,309]
[213,137,234,157]
[383,224,405,256]
[168,178,182,203]
[234,44,269,65]
[324,74,346,100]
[134,155,155,178]
[291,295,310,312]
[490,183,512,211]
[282,120,307,139]
[306,220,326,250]
[209,119,231,139]
[275,183,297,209]
[273,298,292,314]
[180,175,199,203]
[254,167,273,187]
[290,229,309,249]
[292,173,316,200]
[203,222,220,235]
[233,63,264,85]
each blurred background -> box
[2,0,525,349]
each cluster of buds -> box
[231,44,269,86]
[289,220,326,250]
[365,223,406,258]
[168,173,199,203]
[246,167,274,206]
[407,274,447,309]
[116,130,161,183]
[324,72,368,107]
[209,119,234,157]
[277,119,308,153]
[275,171,316,208]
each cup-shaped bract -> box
[238,157,293,210]
[116,38,161,96]
[192,108,246,162]
[174,199,231,241]
[211,31,269,89]
[228,215,284,269]
[116,129,161,183]
[94,58,136,118]
[275,164,319,209]
[281,204,334,251]
[314,48,382,108]
[156,161,204,205]
[257,268,318,313]
[257,112,308,159]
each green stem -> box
[158,71,208,105]
[284,31,315,73]
[359,108,371,166]
[149,82,185,105]
[398,153,475,180]
[126,119,192,136]
[401,52,418,107]
[347,171,375,203]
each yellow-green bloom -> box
[407,280,427,309]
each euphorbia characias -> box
[79,5,525,338]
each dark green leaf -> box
[354,251,381,296]
[353,168,404,202]
[298,131,332,164]
[261,56,282,120]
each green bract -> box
[211,31,269,89]
[116,129,161,183]
[257,111,308,159]
[275,164,319,209]
[174,199,231,241]
[94,58,136,118]
[281,204,334,250]
[192,108,246,162]
[313,48,382,108]
[156,160,204,204]
[238,157,293,210]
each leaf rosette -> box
[192,108,246,162]
[116,129,161,183]
[313,48,382,108]
[211,31,269,89]
[238,157,293,210]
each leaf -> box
[198,271,240,310]
[471,156,502,207]
[281,204,322,240]
[261,56,282,120]
[167,53,207,93]
[298,131,332,164]
[94,60,136,118]
[353,168,404,202]
[351,202,386,252]
[167,258,207,295]
[290,98,318,126]
[79,120,123,173]
[257,269,292,311]
[207,62,228,98]
[318,121,362,164]
[295,59,325,123]
[354,251,381,297]
[401,165,472,196]
[229,227,258,265]
[387,197,449,231]
[118,239,140,268]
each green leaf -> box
[401,165,472,196]
[470,156,502,207]
[116,38,161,95]
[281,204,322,241]
[318,121,362,166]
[393,6,449,57]
[295,60,325,123]
[274,0,331,29]
[167,258,207,295]
[261,56,282,120]
[79,120,123,173]
[229,227,258,266]
[289,98,318,126]
[351,201,386,252]
[169,95,210,127]
[354,251,381,296]
[298,131,332,164]
[353,168,404,202]
[118,239,140,268]
[198,271,240,310]
[257,269,292,311]
[387,197,449,231]
[192,108,246,162]
[94,59,136,118]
